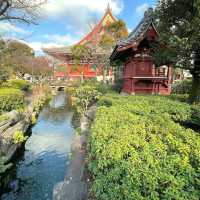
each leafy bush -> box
[98,94,191,122]
[172,80,192,94]
[89,95,200,200]
[95,83,112,94]
[13,131,27,144]
[72,85,101,115]
[68,80,113,115]
[0,88,24,113]
[2,79,31,92]
[65,86,76,95]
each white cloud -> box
[27,33,79,55]
[43,34,78,45]
[42,0,123,34]
[44,0,123,16]
[0,22,29,35]
[28,41,62,52]
[27,41,64,55]
[0,0,124,55]
[136,3,149,15]
[128,28,132,33]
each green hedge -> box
[89,95,200,200]
[2,79,31,92]
[0,88,24,113]
[98,94,191,122]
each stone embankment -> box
[53,105,97,200]
[0,86,48,162]
[0,110,31,162]
[0,85,50,195]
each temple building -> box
[43,6,116,80]
[110,8,172,95]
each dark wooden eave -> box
[110,7,158,62]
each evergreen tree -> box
[153,0,200,103]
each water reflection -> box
[2,92,75,200]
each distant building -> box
[110,8,173,95]
[43,5,116,81]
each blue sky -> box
[0,0,157,55]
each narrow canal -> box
[2,92,75,200]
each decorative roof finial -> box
[144,7,154,19]
[107,2,111,12]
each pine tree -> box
[153,0,200,103]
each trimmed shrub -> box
[0,88,24,113]
[89,95,200,200]
[2,79,31,92]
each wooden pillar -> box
[167,65,173,94]
[131,79,135,95]
[131,61,136,95]
[152,80,155,95]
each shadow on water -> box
[2,92,75,200]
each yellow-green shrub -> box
[31,114,37,125]
[2,79,31,92]
[89,95,200,200]
[0,88,24,113]
[13,131,27,144]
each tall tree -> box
[7,40,34,77]
[71,44,92,83]
[0,0,47,24]
[70,20,128,83]
[99,19,128,82]
[153,0,200,103]
[105,19,128,43]
[30,56,51,79]
[0,39,12,82]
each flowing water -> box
[2,92,75,200]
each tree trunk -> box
[189,73,200,104]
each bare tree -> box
[0,0,47,24]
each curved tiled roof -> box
[78,5,117,45]
[118,8,155,48]
[110,8,157,61]
[43,5,117,57]
[43,46,72,55]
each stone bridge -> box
[50,80,70,92]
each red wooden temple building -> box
[43,6,116,80]
[110,8,172,95]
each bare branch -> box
[0,0,47,24]
[0,0,11,16]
